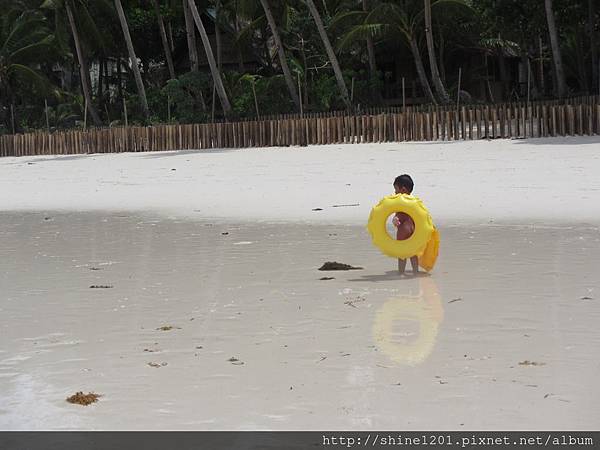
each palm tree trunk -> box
[362,0,381,101]
[235,13,245,72]
[167,21,175,52]
[114,0,150,119]
[259,0,301,110]
[98,58,104,107]
[409,35,436,104]
[65,0,102,126]
[117,57,123,102]
[497,49,509,100]
[544,0,567,97]
[437,22,446,84]
[187,0,232,114]
[215,0,224,72]
[183,0,199,71]
[575,35,589,91]
[423,0,449,103]
[305,0,352,110]
[152,0,176,79]
[362,0,377,76]
[589,0,598,94]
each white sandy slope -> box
[1,137,599,225]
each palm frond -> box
[236,15,266,45]
[329,10,366,33]
[431,0,472,12]
[9,35,58,64]
[40,0,64,10]
[7,63,60,98]
[75,2,108,51]
[236,0,259,20]
[1,11,48,58]
[337,23,400,51]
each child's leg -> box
[398,258,407,274]
[410,256,419,274]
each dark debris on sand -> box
[519,360,546,366]
[66,391,101,406]
[318,262,363,271]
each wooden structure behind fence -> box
[2,96,599,157]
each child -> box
[392,174,419,275]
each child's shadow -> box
[348,271,431,282]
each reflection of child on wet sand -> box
[392,174,418,275]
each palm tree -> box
[183,0,199,71]
[305,0,352,110]
[363,0,378,80]
[588,0,598,93]
[544,0,567,97]
[152,0,176,79]
[215,0,223,70]
[423,0,449,102]
[259,0,301,110]
[187,0,232,114]
[330,0,381,100]
[337,2,437,104]
[41,0,103,125]
[0,9,60,132]
[114,0,150,119]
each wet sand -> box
[1,212,598,430]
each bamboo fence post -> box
[45,99,50,132]
[252,79,260,119]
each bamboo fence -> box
[2,96,599,158]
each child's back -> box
[393,175,419,274]
[395,211,415,240]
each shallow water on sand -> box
[0,213,599,430]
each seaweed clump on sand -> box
[318,262,363,271]
[66,392,101,406]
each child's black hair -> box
[393,174,414,193]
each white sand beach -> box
[1,137,599,225]
[1,137,599,430]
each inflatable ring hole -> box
[386,212,415,241]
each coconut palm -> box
[41,0,104,125]
[423,0,449,102]
[337,0,469,105]
[329,0,381,99]
[259,0,301,110]
[114,0,150,119]
[187,0,232,114]
[362,0,378,80]
[183,0,200,71]
[232,0,300,109]
[0,9,60,132]
[152,0,176,80]
[337,1,437,104]
[544,0,567,97]
[305,0,352,110]
[589,0,598,93]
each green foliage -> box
[161,71,211,123]
[311,72,339,110]
[2,0,600,133]
[0,7,61,132]
[225,72,295,117]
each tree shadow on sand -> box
[512,136,600,146]
[133,148,241,158]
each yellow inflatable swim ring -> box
[367,194,438,268]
